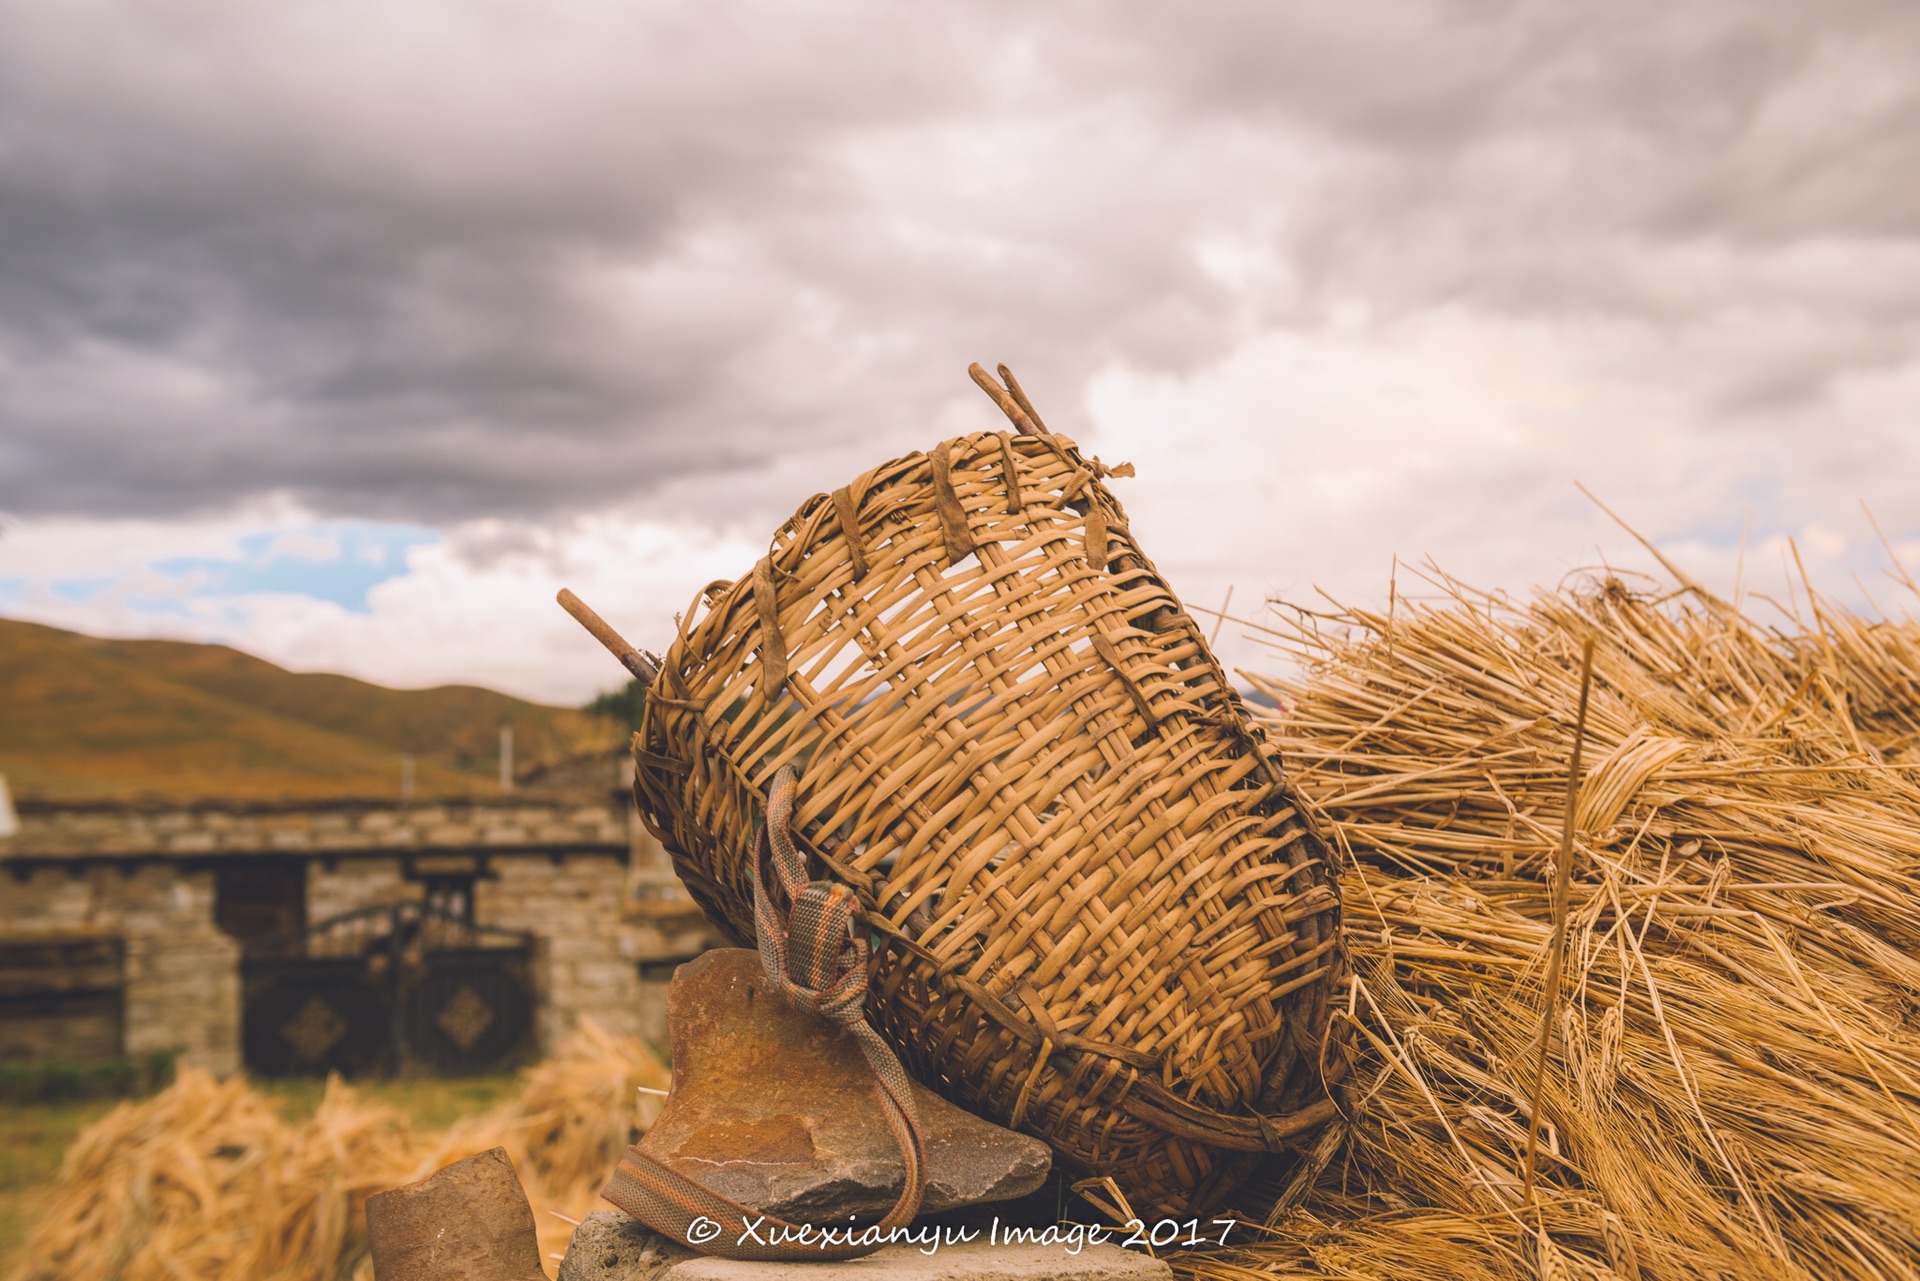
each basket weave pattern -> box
[634,405,1342,1216]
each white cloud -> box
[5,0,1920,699]
[1082,311,1920,678]
[0,504,762,703]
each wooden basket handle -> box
[557,588,660,685]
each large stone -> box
[663,1239,1171,1281]
[556,1211,696,1281]
[636,949,1051,1223]
[365,1147,545,1281]
[556,1213,1169,1281]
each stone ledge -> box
[559,1212,1173,1281]
[667,1242,1171,1281]
[1,797,628,860]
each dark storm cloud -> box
[4,0,1919,524]
[1083,0,1920,419]
[0,2,1014,518]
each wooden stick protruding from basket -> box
[969,362,1051,437]
[556,588,659,685]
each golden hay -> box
[9,1020,667,1281]
[15,565,1920,1281]
[1179,568,1920,1280]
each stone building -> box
[0,768,717,1077]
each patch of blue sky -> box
[1645,479,1790,550]
[1656,514,1761,550]
[122,596,197,617]
[0,578,23,608]
[150,521,439,613]
[49,577,116,602]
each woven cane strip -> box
[634,397,1342,1218]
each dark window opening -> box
[215,858,307,958]
[422,875,477,927]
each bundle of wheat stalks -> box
[17,567,1920,1281]
[9,1020,667,1281]
[1183,565,1920,1280]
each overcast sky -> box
[4,0,1919,703]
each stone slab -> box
[556,1213,1170,1281]
[638,950,1050,1221]
[664,1238,1171,1281]
[365,1147,545,1281]
[557,1211,695,1281]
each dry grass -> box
[1179,566,1920,1279]
[0,1097,122,1275]
[0,617,613,802]
[6,1021,667,1281]
[15,564,1920,1280]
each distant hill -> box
[0,619,619,802]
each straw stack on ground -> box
[8,1021,667,1281]
[18,559,1920,1281]
[1177,567,1920,1279]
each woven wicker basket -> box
[630,366,1344,1218]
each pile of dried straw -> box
[9,1020,667,1281]
[1183,563,1920,1280]
[16,561,1920,1281]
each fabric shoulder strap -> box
[602,767,927,1261]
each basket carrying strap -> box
[602,767,927,1260]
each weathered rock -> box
[555,1213,1169,1281]
[556,1210,697,1281]
[662,1238,1172,1281]
[636,949,1051,1223]
[365,1147,545,1281]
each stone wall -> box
[2,795,719,1068]
[7,798,627,860]
[308,856,419,923]
[0,863,239,1074]
[478,853,643,1050]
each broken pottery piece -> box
[365,1147,545,1281]
[635,948,1051,1223]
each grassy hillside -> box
[0,620,615,802]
